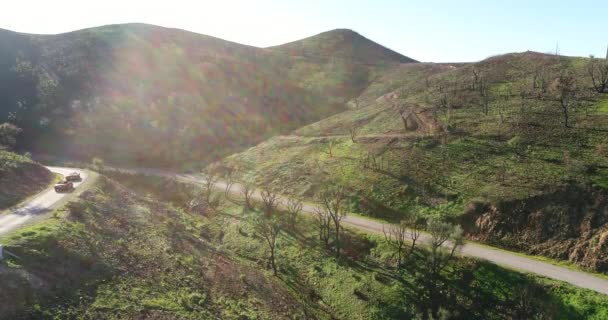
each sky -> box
[1,0,607,62]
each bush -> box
[66,201,87,219]
[91,157,104,170]
[180,292,207,311]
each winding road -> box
[2,165,607,295]
[0,167,88,236]
[120,167,608,295]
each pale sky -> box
[1,0,607,62]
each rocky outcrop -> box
[463,184,608,272]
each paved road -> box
[0,167,87,236]
[122,167,608,295]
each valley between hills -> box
[1,23,608,319]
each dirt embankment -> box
[0,161,53,209]
[463,184,608,272]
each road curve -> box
[119,167,608,295]
[0,167,88,236]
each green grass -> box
[101,173,608,319]
[0,176,312,319]
[598,96,608,114]
[222,53,608,273]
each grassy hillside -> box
[5,171,603,319]
[222,52,608,272]
[0,151,53,209]
[0,24,414,168]
[0,177,316,319]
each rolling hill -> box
[0,24,415,167]
[221,51,608,272]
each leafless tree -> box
[223,167,235,198]
[285,198,303,230]
[202,169,219,205]
[424,219,464,318]
[404,210,423,255]
[554,70,579,128]
[319,187,347,256]
[260,189,279,216]
[314,207,331,247]
[383,221,408,268]
[588,54,608,94]
[471,68,492,114]
[322,140,335,157]
[241,183,255,210]
[251,214,282,275]
[349,124,359,143]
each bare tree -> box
[349,124,359,143]
[202,169,219,206]
[322,140,335,157]
[554,70,579,128]
[241,183,255,210]
[319,188,346,256]
[260,189,279,216]
[285,198,303,230]
[424,219,464,319]
[223,167,235,198]
[314,207,331,247]
[404,210,423,255]
[251,214,282,275]
[383,221,408,268]
[588,54,608,94]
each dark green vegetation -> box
[0,150,52,209]
[3,172,606,319]
[0,24,413,167]
[223,52,608,272]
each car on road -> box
[65,172,81,181]
[54,180,74,192]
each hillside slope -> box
[0,151,53,209]
[0,24,414,167]
[0,177,315,319]
[3,172,606,319]
[222,52,608,272]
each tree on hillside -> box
[314,207,332,247]
[383,221,408,268]
[349,123,359,143]
[421,219,464,318]
[553,70,580,128]
[251,213,282,276]
[241,183,255,211]
[319,187,346,256]
[472,69,492,115]
[404,208,423,255]
[223,166,235,198]
[202,168,219,207]
[285,198,303,231]
[260,189,279,217]
[0,123,21,150]
[588,54,608,94]
[322,140,335,158]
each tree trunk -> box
[270,246,277,275]
[335,223,340,256]
[561,99,570,128]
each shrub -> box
[91,157,104,170]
